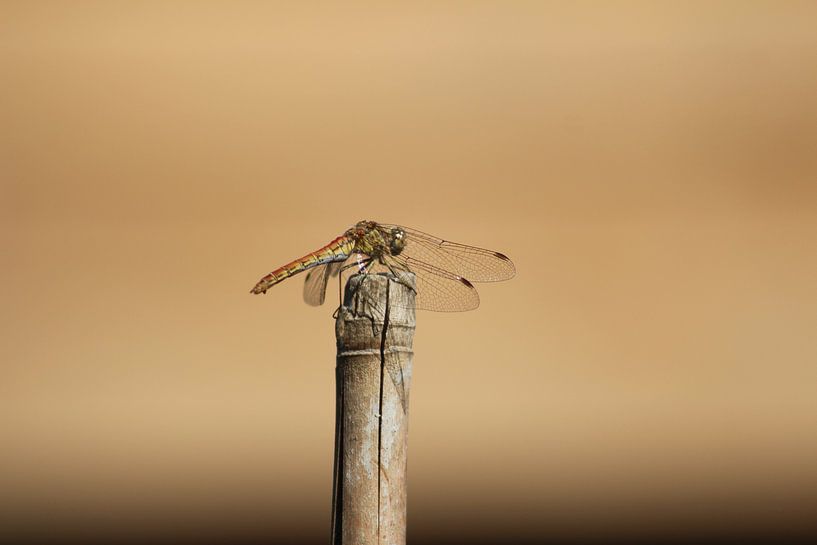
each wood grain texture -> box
[332,273,416,545]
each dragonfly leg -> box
[331,257,374,316]
[357,255,373,274]
[333,271,342,318]
[382,259,417,295]
[342,255,372,274]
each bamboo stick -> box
[331,272,416,545]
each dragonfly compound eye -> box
[389,228,406,256]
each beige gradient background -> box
[2,2,817,543]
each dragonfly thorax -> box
[345,221,406,259]
[344,221,384,257]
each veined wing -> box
[381,223,515,282]
[303,260,343,306]
[383,254,480,312]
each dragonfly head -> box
[389,227,406,256]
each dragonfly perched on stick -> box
[250,220,515,311]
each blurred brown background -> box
[2,2,816,544]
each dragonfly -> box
[250,220,515,311]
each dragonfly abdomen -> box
[251,236,353,295]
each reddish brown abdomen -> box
[250,236,354,294]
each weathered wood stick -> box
[332,272,416,545]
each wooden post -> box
[332,272,416,545]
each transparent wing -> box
[380,254,480,312]
[381,224,515,282]
[303,261,343,306]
